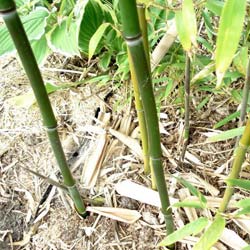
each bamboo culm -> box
[119,0,175,236]
[0,0,86,215]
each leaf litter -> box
[1,53,250,250]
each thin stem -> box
[0,0,86,215]
[180,53,191,162]
[235,58,250,146]
[119,0,175,237]
[219,118,250,213]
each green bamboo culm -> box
[0,0,86,216]
[219,118,250,213]
[119,0,175,236]
[219,61,250,213]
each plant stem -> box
[119,0,175,236]
[219,118,250,213]
[180,53,191,162]
[0,0,86,215]
[235,58,250,145]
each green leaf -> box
[159,217,209,247]
[78,0,112,54]
[236,198,250,208]
[98,51,112,71]
[227,178,250,191]
[175,0,197,52]
[193,215,225,250]
[88,23,110,62]
[214,111,241,129]
[207,126,245,142]
[173,201,205,209]
[234,46,248,76]
[215,0,247,88]
[191,63,215,84]
[206,0,224,16]
[31,35,50,65]
[49,20,79,56]
[196,97,210,111]
[242,246,250,250]
[174,176,207,207]
[0,7,49,56]
[236,207,250,216]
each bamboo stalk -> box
[219,60,250,212]
[0,0,86,215]
[119,0,175,236]
[180,53,191,162]
[235,58,250,146]
[219,118,250,213]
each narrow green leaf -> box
[88,23,110,62]
[236,207,250,216]
[215,0,247,88]
[233,47,248,76]
[174,176,207,206]
[173,201,204,209]
[98,51,112,71]
[236,198,250,208]
[196,97,210,111]
[191,63,215,84]
[227,178,250,191]
[158,217,209,247]
[214,111,241,129]
[193,215,225,250]
[207,126,245,142]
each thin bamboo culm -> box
[0,0,86,215]
[180,53,191,162]
[119,0,175,237]
[219,59,250,213]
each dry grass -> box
[1,54,250,250]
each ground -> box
[0,54,250,250]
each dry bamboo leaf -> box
[82,133,108,188]
[86,206,141,224]
[12,225,38,246]
[115,180,178,207]
[184,151,203,165]
[161,143,178,167]
[220,228,248,249]
[119,114,132,135]
[109,128,143,159]
[233,218,250,235]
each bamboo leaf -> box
[242,246,250,250]
[174,176,207,207]
[215,0,247,88]
[206,0,224,16]
[182,0,197,47]
[214,111,241,129]
[172,200,204,209]
[206,126,245,142]
[227,178,250,191]
[158,217,209,247]
[88,23,110,62]
[236,198,250,208]
[31,35,50,65]
[191,63,215,84]
[193,215,226,250]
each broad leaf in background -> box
[49,20,80,56]
[206,126,245,142]
[78,0,113,54]
[88,23,110,62]
[159,217,209,247]
[31,35,50,65]
[233,46,248,76]
[215,0,247,88]
[193,215,225,250]
[227,179,250,191]
[0,7,49,57]
[175,0,197,53]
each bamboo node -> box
[45,126,58,132]
[126,36,143,46]
[151,157,162,162]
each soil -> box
[1,54,250,250]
